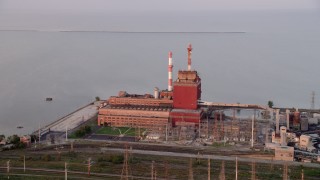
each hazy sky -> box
[1,0,320,136]
[1,0,319,13]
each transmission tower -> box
[235,157,238,180]
[151,161,156,180]
[220,111,224,140]
[311,91,315,109]
[121,144,132,180]
[251,161,256,180]
[283,163,288,180]
[188,158,194,180]
[219,161,225,180]
[164,161,169,180]
[208,158,211,180]
[213,112,218,141]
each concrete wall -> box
[274,146,294,161]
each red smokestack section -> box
[168,51,173,91]
[187,43,192,71]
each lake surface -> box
[0,10,320,136]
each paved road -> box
[86,134,136,142]
[101,147,320,168]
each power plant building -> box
[98,44,205,129]
[98,92,172,129]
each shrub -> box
[17,142,26,149]
[74,126,92,138]
[7,135,20,144]
[111,155,124,164]
[42,154,52,161]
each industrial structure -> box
[97,44,275,143]
[98,44,204,133]
[97,44,320,163]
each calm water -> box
[1,10,320,136]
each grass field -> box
[96,126,143,136]
[1,148,319,180]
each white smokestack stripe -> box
[168,51,173,91]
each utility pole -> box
[7,160,10,173]
[70,141,74,152]
[301,169,304,180]
[164,161,168,180]
[188,158,194,180]
[55,146,62,161]
[251,161,256,180]
[7,160,10,179]
[219,161,225,180]
[235,157,238,180]
[24,155,26,172]
[65,162,67,180]
[208,158,210,180]
[283,163,288,180]
[151,161,154,180]
[270,157,274,171]
[88,157,91,176]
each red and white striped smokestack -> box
[187,43,192,71]
[168,51,173,91]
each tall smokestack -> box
[286,109,290,130]
[187,43,192,71]
[276,109,280,134]
[168,51,173,91]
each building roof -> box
[103,105,172,111]
[175,70,201,83]
[171,109,202,113]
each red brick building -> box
[98,93,172,129]
[98,44,204,129]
